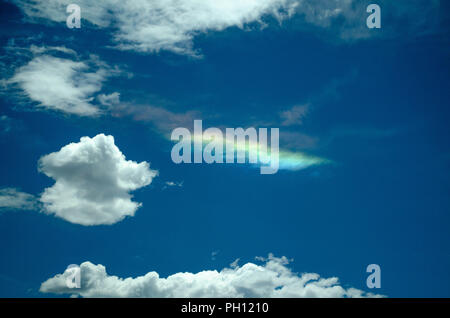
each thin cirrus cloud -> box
[40,254,383,298]
[105,95,200,135]
[38,133,158,226]
[0,188,38,211]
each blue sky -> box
[0,0,449,297]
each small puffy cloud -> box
[38,134,158,225]
[9,54,110,116]
[0,188,38,211]
[40,254,383,298]
[163,181,183,190]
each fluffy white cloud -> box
[40,254,382,297]
[38,134,157,225]
[9,54,110,116]
[0,188,38,210]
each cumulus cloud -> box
[8,53,113,116]
[38,134,157,225]
[0,188,38,211]
[12,0,440,55]
[40,254,383,298]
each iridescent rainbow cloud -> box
[169,121,330,173]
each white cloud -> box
[12,0,440,55]
[38,134,158,225]
[0,188,38,211]
[13,0,298,55]
[110,0,298,55]
[9,54,110,116]
[40,254,383,297]
[28,45,77,56]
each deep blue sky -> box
[0,0,449,297]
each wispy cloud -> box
[211,250,220,261]
[163,181,184,190]
[0,115,20,134]
[103,92,201,135]
[111,103,200,135]
[11,0,441,56]
[0,188,38,211]
[279,104,309,127]
[12,0,298,56]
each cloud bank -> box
[38,134,157,225]
[40,254,382,298]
